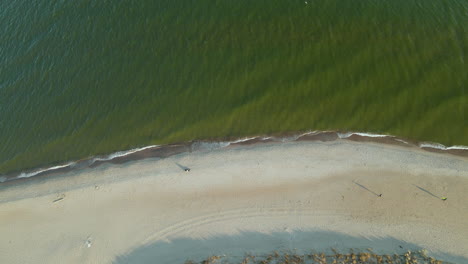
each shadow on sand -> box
[113,230,466,264]
[353,181,381,197]
[413,184,443,200]
[175,162,190,172]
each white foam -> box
[92,145,159,163]
[420,143,468,151]
[278,132,311,142]
[189,136,277,153]
[230,137,258,144]
[337,133,468,151]
[296,130,317,137]
[338,132,389,139]
[419,143,446,150]
[7,131,467,182]
[17,162,76,179]
[354,132,389,138]
[230,136,277,144]
[394,138,410,145]
[195,136,269,150]
[7,145,160,181]
[447,145,468,150]
[298,130,344,138]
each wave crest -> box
[3,131,467,183]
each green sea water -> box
[0,0,467,175]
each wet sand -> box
[0,140,467,263]
[3,131,468,184]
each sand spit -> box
[0,140,467,264]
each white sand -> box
[1,140,467,263]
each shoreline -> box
[2,130,467,184]
[1,139,467,263]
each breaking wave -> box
[419,143,468,151]
[90,145,160,164]
[2,131,467,183]
[337,132,390,138]
[17,162,77,179]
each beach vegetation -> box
[188,250,447,264]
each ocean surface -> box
[0,0,467,175]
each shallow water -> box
[0,0,467,174]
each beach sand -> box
[1,140,467,263]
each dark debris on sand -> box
[185,250,447,264]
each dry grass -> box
[185,250,447,264]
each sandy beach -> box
[1,140,467,263]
